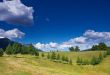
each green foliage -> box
[106,50,110,55]
[69,47,75,52]
[91,42,108,51]
[51,52,56,60]
[98,53,103,61]
[12,43,21,54]
[76,57,83,65]
[91,45,99,51]
[5,44,13,55]
[0,48,3,57]
[69,46,80,52]
[75,46,80,52]
[56,53,60,60]
[34,50,39,56]
[98,43,108,50]
[76,52,108,65]
[41,53,45,57]
[103,52,107,58]
[91,56,100,65]
[62,55,66,61]
[21,45,29,54]
[5,43,39,56]
[47,53,50,59]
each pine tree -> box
[41,53,45,57]
[69,47,75,52]
[34,51,39,56]
[91,56,100,65]
[21,45,29,54]
[47,53,50,59]
[75,46,80,52]
[62,55,66,61]
[65,56,69,62]
[107,50,110,55]
[12,43,21,55]
[56,53,60,60]
[0,48,3,57]
[98,43,108,50]
[99,53,103,61]
[51,52,56,60]
[103,52,107,58]
[5,44,13,55]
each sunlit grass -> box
[0,51,109,75]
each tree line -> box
[91,43,108,51]
[0,43,39,57]
[41,52,73,65]
[76,50,110,65]
[69,46,80,52]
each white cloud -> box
[0,28,25,39]
[0,0,34,25]
[34,30,110,51]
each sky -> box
[0,0,110,51]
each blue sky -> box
[0,0,110,51]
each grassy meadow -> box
[0,51,110,75]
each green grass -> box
[0,51,110,75]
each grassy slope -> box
[0,51,110,75]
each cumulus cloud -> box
[0,28,25,39]
[0,0,34,25]
[34,30,110,51]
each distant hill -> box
[0,38,14,50]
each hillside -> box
[0,51,110,75]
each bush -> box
[91,56,100,65]
[0,48,3,57]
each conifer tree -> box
[0,48,3,57]
[56,53,60,60]
[65,56,69,62]
[51,52,56,60]
[69,47,75,52]
[34,51,39,56]
[99,53,103,61]
[91,56,100,65]
[41,53,45,57]
[5,44,13,55]
[62,55,66,61]
[47,53,50,59]
[75,46,80,52]
[103,52,107,58]
[21,45,29,54]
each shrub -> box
[91,56,100,65]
